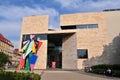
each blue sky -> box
[0,0,120,48]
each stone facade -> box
[20,15,48,69]
[60,12,108,69]
[20,11,120,70]
[0,33,14,54]
[0,33,14,66]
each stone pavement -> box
[6,69,120,80]
[40,70,120,80]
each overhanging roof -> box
[47,30,76,34]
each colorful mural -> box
[16,34,43,71]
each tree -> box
[0,52,11,67]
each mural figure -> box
[16,34,43,71]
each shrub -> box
[91,64,120,77]
[92,69,106,74]
[92,64,120,70]
[112,70,120,77]
[91,64,110,69]
[0,52,11,67]
[0,70,41,80]
[112,64,120,70]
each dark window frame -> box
[77,49,88,59]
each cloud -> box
[54,0,120,11]
[0,5,59,48]
[54,0,82,8]
[0,5,59,21]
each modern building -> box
[19,10,120,70]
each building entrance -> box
[47,34,62,69]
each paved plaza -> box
[6,69,120,80]
[40,70,120,80]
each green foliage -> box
[92,69,106,74]
[91,64,120,70]
[92,64,110,69]
[91,64,120,77]
[111,64,120,70]
[112,70,120,77]
[0,70,41,80]
[0,52,10,67]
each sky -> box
[0,0,120,48]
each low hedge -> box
[112,70,120,77]
[92,64,110,70]
[91,64,120,77]
[0,70,41,80]
[92,69,106,74]
[92,64,120,70]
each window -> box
[61,24,98,30]
[22,34,47,41]
[76,24,98,29]
[88,24,98,28]
[77,25,87,29]
[77,49,88,59]
[21,34,47,48]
